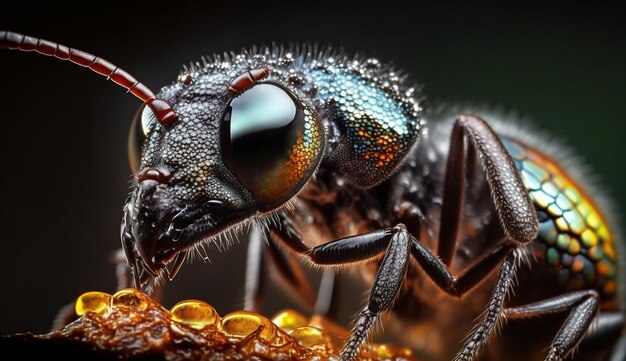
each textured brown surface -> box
[1,290,416,360]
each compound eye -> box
[220,83,322,210]
[128,104,157,172]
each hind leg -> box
[578,311,625,361]
[504,290,603,361]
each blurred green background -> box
[0,3,624,333]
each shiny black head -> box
[123,48,423,288]
[124,60,324,287]
[1,33,423,289]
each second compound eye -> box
[128,104,157,173]
[220,83,322,210]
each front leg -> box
[309,224,411,361]
[306,224,516,361]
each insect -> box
[2,31,624,361]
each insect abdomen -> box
[501,136,619,308]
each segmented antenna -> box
[0,31,176,125]
[228,67,270,94]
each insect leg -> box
[51,247,142,330]
[51,247,151,330]
[265,232,316,309]
[296,222,516,360]
[399,236,519,361]
[244,224,316,312]
[450,250,518,361]
[503,290,601,361]
[437,114,468,265]
[314,269,341,319]
[308,224,411,361]
[268,211,310,254]
[243,226,265,312]
[578,312,625,357]
[410,238,514,297]
[607,331,626,361]
[270,212,340,318]
[310,228,515,299]
[51,303,78,331]
[438,114,538,265]
[274,206,518,361]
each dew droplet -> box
[271,309,308,332]
[170,300,219,329]
[110,288,148,311]
[218,311,276,341]
[75,291,111,316]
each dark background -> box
[1,3,624,334]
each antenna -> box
[0,31,176,125]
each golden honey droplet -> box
[111,288,148,311]
[371,343,394,358]
[170,300,219,329]
[289,326,331,348]
[309,314,349,345]
[75,291,111,316]
[218,311,276,341]
[271,309,308,332]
